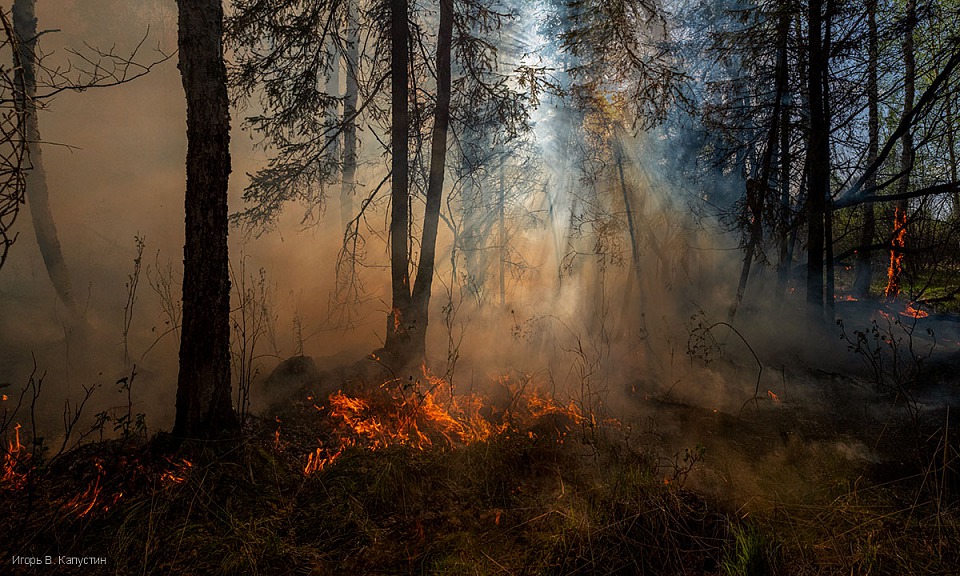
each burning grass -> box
[0,365,957,574]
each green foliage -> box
[722,523,779,576]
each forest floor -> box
[1,333,959,575]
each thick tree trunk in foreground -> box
[174,0,236,439]
[12,0,82,323]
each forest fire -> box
[2,0,960,572]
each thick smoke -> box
[1,0,955,488]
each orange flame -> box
[63,461,105,517]
[767,390,780,404]
[304,441,352,475]
[160,458,194,487]
[900,302,929,319]
[303,370,586,476]
[274,416,282,450]
[885,206,907,299]
[1,423,28,489]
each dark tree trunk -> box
[732,6,790,320]
[775,11,794,299]
[12,0,82,324]
[615,136,642,289]
[498,145,506,308]
[410,0,454,353]
[806,0,828,321]
[949,96,959,219]
[384,0,412,359]
[385,0,453,365]
[341,0,359,229]
[854,0,879,298]
[887,0,915,299]
[174,0,235,439]
[460,163,485,305]
[823,0,835,322]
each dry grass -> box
[0,386,956,575]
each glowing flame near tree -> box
[885,205,907,298]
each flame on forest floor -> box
[2,423,28,490]
[160,458,194,487]
[835,295,858,302]
[767,390,780,404]
[63,461,106,517]
[303,368,586,476]
[885,205,907,298]
[900,302,929,319]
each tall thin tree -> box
[12,0,82,324]
[384,0,454,364]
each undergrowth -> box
[0,391,957,574]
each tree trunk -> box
[341,0,359,231]
[949,96,959,219]
[410,0,453,350]
[615,135,642,288]
[805,0,828,322]
[854,0,879,298]
[384,0,453,366]
[732,6,790,320]
[384,0,412,359]
[886,0,915,299]
[12,0,82,324]
[823,0,835,322]
[460,159,485,305]
[174,0,235,439]
[498,145,506,308]
[775,17,793,299]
